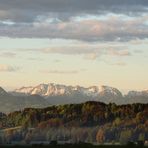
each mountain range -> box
[0,83,148,113]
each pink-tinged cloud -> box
[0,15,147,42]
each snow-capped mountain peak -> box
[99,85,122,97]
[13,83,122,99]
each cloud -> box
[27,57,43,61]
[0,0,147,23]
[40,46,131,59]
[0,64,20,72]
[107,49,131,56]
[0,15,147,42]
[112,62,127,66]
[84,53,99,60]
[0,1,147,42]
[0,52,16,58]
[20,44,131,61]
[41,69,79,74]
[103,60,127,66]
[40,45,102,55]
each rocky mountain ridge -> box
[0,83,148,113]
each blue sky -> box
[0,0,148,92]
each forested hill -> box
[0,101,148,144]
[1,101,147,128]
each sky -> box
[0,0,148,92]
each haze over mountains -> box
[0,83,148,113]
[0,87,49,113]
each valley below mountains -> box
[0,83,148,113]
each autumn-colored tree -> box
[96,128,105,143]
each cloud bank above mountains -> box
[0,0,148,42]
